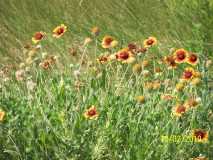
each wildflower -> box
[182,67,195,81]
[164,55,177,69]
[135,96,145,104]
[127,43,137,52]
[101,35,118,49]
[97,55,109,64]
[32,31,46,44]
[53,24,67,38]
[175,82,185,92]
[143,37,157,48]
[115,48,135,64]
[91,26,100,36]
[173,49,188,63]
[39,60,51,69]
[185,97,201,110]
[26,80,36,91]
[172,104,186,117]
[0,110,5,122]
[192,129,208,143]
[187,52,199,65]
[136,47,147,55]
[15,69,25,81]
[132,63,142,74]
[84,105,99,120]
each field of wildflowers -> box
[0,0,213,160]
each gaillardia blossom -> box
[172,104,186,117]
[173,49,188,63]
[164,55,177,69]
[143,37,157,48]
[182,67,195,81]
[187,52,199,65]
[97,55,109,64]
[84,105,99,120]
[32,31,46,44]
[115,48,135,64]
[53,24,67,38]
[101,36,118,49]
[192,129,208,142]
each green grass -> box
[0,0,213,159]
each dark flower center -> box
[105,38,113,45]
[118,52,129,60]
[146,39,154,45]
[88,109,97,116]
[184,71,193,79]
[194,130,206,139]
[177,51,186,60]
[34,32,43,40]
[189,54,197,62]
[57,28,65,35]
[128,43,137,50]
[176,105,185,113]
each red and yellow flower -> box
[97,54,110,64]
[143,37,157,48]
[187,52,199,65]
[173,49,188,63]
[84,105,99,120]
[32,31,46,44]
[53,24,67,38]
[101,36,118,49]
[181,67,195,81]
[172,104,186,117]
[115,48,135,63]
[164,55,177,69]
[192,129,208,142]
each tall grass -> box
[0,0,212,159]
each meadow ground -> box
[0,0,213,159]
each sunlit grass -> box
[0,0,213,160]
